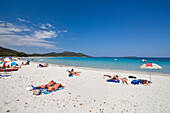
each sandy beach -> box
[0,60,170,113]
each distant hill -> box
[42,51,91,57]
[0,46,91,57]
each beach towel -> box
[0,75,11,77]
[40,87,64,94]
[34,87,64,94]
[69,73,73,77]
[107,79,120,83]
[131,79,139,85]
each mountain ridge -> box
[0,46,91,57]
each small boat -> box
[142,59,146,62]
[114,59,117,61]
[0,68,18,72]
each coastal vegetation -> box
[0,46,91,57]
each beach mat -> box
[107,79,120,83]
[0,75,11,77]
[34,87,64,94]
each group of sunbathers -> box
[35,70,150,95]
[0,62,21,69]
[104,74,151,86]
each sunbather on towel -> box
[21,61,30,65]
[47,83,65,91]
[44,63,48,67]
[38,63,49,68]
[69,69,81,76]
[112,75,119,81]
[139,79,150,86]
[37,80,65,91]
[104,74,120,81]
[104,74,112,78]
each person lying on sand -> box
[38,63,49,68]
[104,74,112,78]
[69,69,81,76]
[47,83,65,91]
[112,75,119,81]
[131,79,151,86]
[44,63,48,67]
[104,74,119,80]
[37,80,65,91]
[21,61,30,65]
[139,79,151,86]
[104,74,129,84]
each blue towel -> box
[69,73,73,77]
[131,79,139,85]
[34,87,64,94]
[0,75,11,77]
[107,79,120,83]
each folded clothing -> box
[128,76,136,79]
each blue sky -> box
[0,0,170,57]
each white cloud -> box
[40,24,48,29]
[0,23,5,27]
[0,20,64,50]
[57,30,68,33]
[0,22,30,34]
[46,23,55,28]
[17,18,26,22]
[0,34,61,49]
[40,23,55,29]
[34,30,57,39]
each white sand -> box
[0,60,170,113]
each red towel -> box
[146,63,153,67]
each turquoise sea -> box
[24,57,170,74]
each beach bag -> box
[25,86,33,91]
[33,89,41,95]
[128,76,136,79]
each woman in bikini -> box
[69,69,81,76]
[112,75,119,81]
[37,80,64,90]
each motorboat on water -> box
[142,59,146,62]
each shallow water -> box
[24,57,170,74]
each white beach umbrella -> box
[140,63,162,81]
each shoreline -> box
[23,59,170,77]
